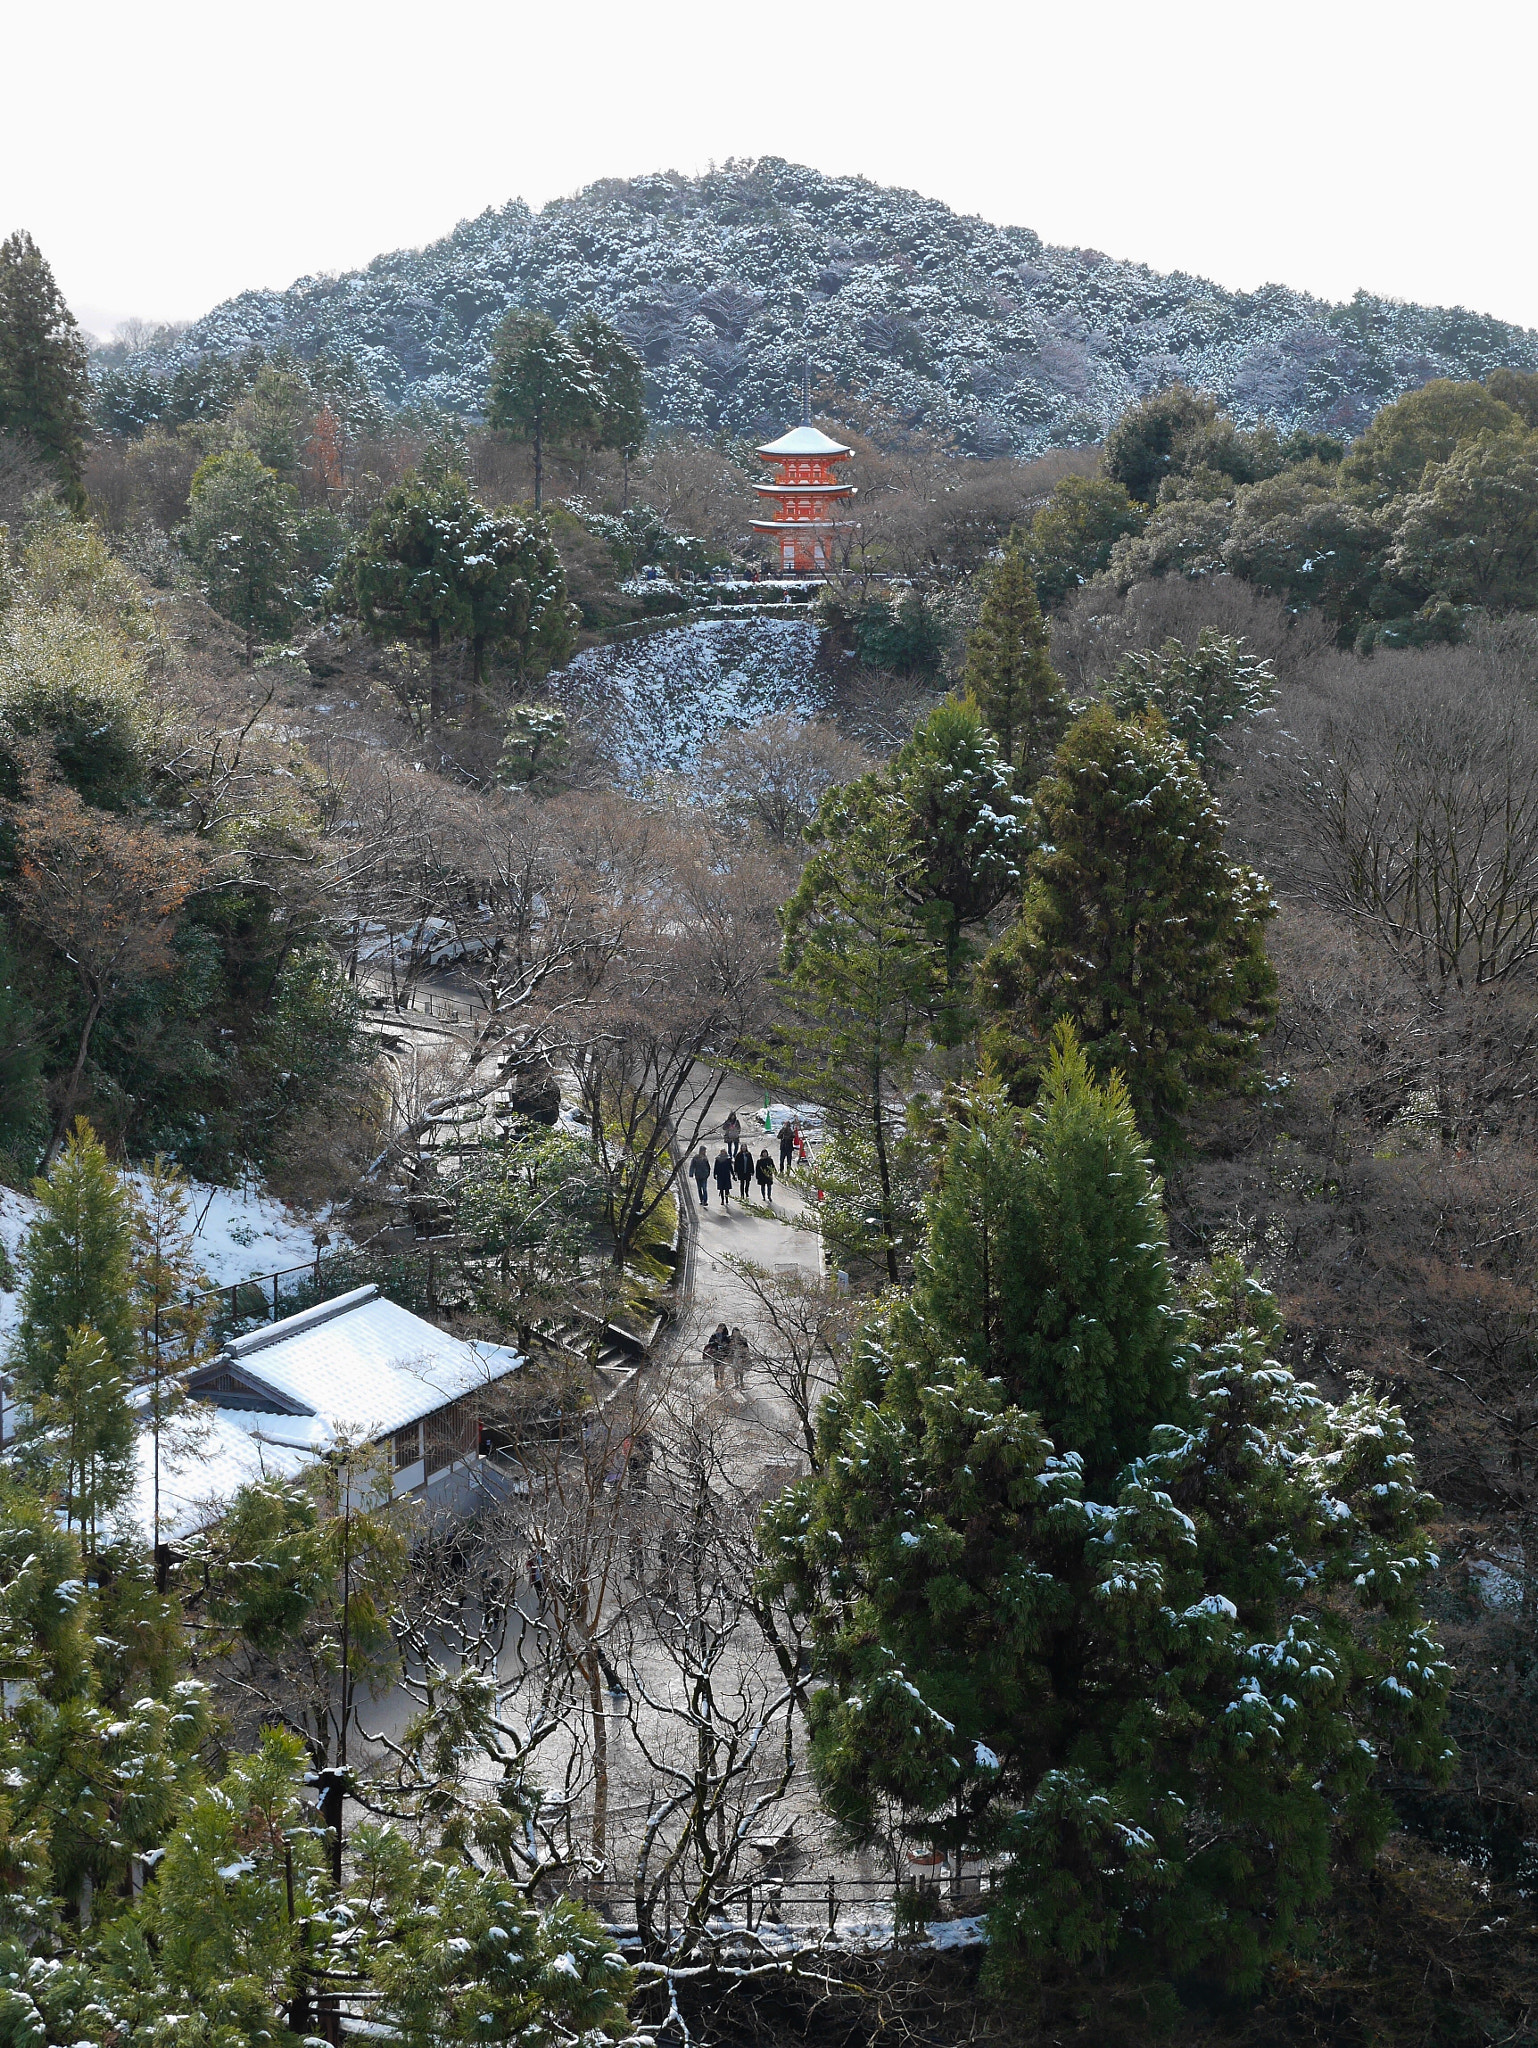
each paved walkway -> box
[668,1082,824,1386]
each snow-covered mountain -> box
[128,159,1538,454]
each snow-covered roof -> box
[128,1287,523,1543]
[197,1286,521,1441]
[130,1407,323,1546]
[755,425,852,457]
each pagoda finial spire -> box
[802,361,812,427]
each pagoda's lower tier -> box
[748,513,856,573]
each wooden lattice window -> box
[392,1422,421,1473]
[423,1400,476,1477]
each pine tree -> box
[0,1478,211,1929]
[11,1118,136,1406]
[567,310,647,492]
[130,1159,216,1582]
[917,1027,1183,1480]
[962,540,1069,787]
[888,696,1029,1026]
[27,1324,136,1560]
[182,448,302,662]
[775,789,939,1283]
[980,703,1278,1148]
[340,473,573,714]
[0,231,90,512]
[498,703,570,789]
[1103,629,1276,780]
[486,312,598,509]
[762,1061,1451,1992]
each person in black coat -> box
[755,1148,776,1203]
[777,1120,795,1172]
[713,1146,734,1206]
[688,1144,711,1206]
[734,1144,754,1200]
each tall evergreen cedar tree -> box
[340,471,573,708]
[980,703,1278,1147]
[10,1117,137,1402]
[961,541,1069,787]
[776,789,938,1283]
[7,1120,139,1554]
[762,1037,1451,1991]
[487,312,599,509]
[566,310,648,481]
[0,231,90,512]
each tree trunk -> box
[42,989,105,1171]
[871,1074,899,1284]
[533,422,544,511]
[586,1651,609,1871]
[428,619,442,724]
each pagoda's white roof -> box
[756,425,852,457]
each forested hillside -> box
[8,210,1538,2047]
[95,159,1538,452]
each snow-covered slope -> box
[0,1178,324,1353]
[110,160,1538,454]
[552,616,825,783]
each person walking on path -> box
[755,1147,776,1203]
[713,1146,734,1207]
[723,1109,742,1156]
[729,1327,751,1392]
[778,1119,796,1173]
[689,1144,711,1207]
[734,1144,754,1201]
[705,1323,730,1389]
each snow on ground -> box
[0,1175,326,1351]
[550,618,825,784]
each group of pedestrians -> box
[704,1321,751,1390]
[687,1105,796,1210]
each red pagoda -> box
[749,407,857,576]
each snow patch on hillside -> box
[0,1177,327,1353]
[552,617,825,782]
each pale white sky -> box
[6,0,1531,341]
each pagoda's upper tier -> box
[755,424,852,459]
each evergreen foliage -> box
[486,312,598,509]
[566,310,648,467]
[1102,384,1223,505]
[0,601,154,808]
[498,702,570,788]
[1383,426,1538,610]
[0,939,43,1164]
[182,448,302,663]
[1025,474,1146,608]
[917,1029,1183,1479]
[885,696,1029,1024]
[1102,629,1277,779]
[340,472,573,702]
[961,542,1068,786]
[776,791,938,1283]
[0,233,90,512]
[10,1119,136,1403]
[1339,377,1519,505]
[979,706,1278,1146]
[762,1065,1452,1992]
